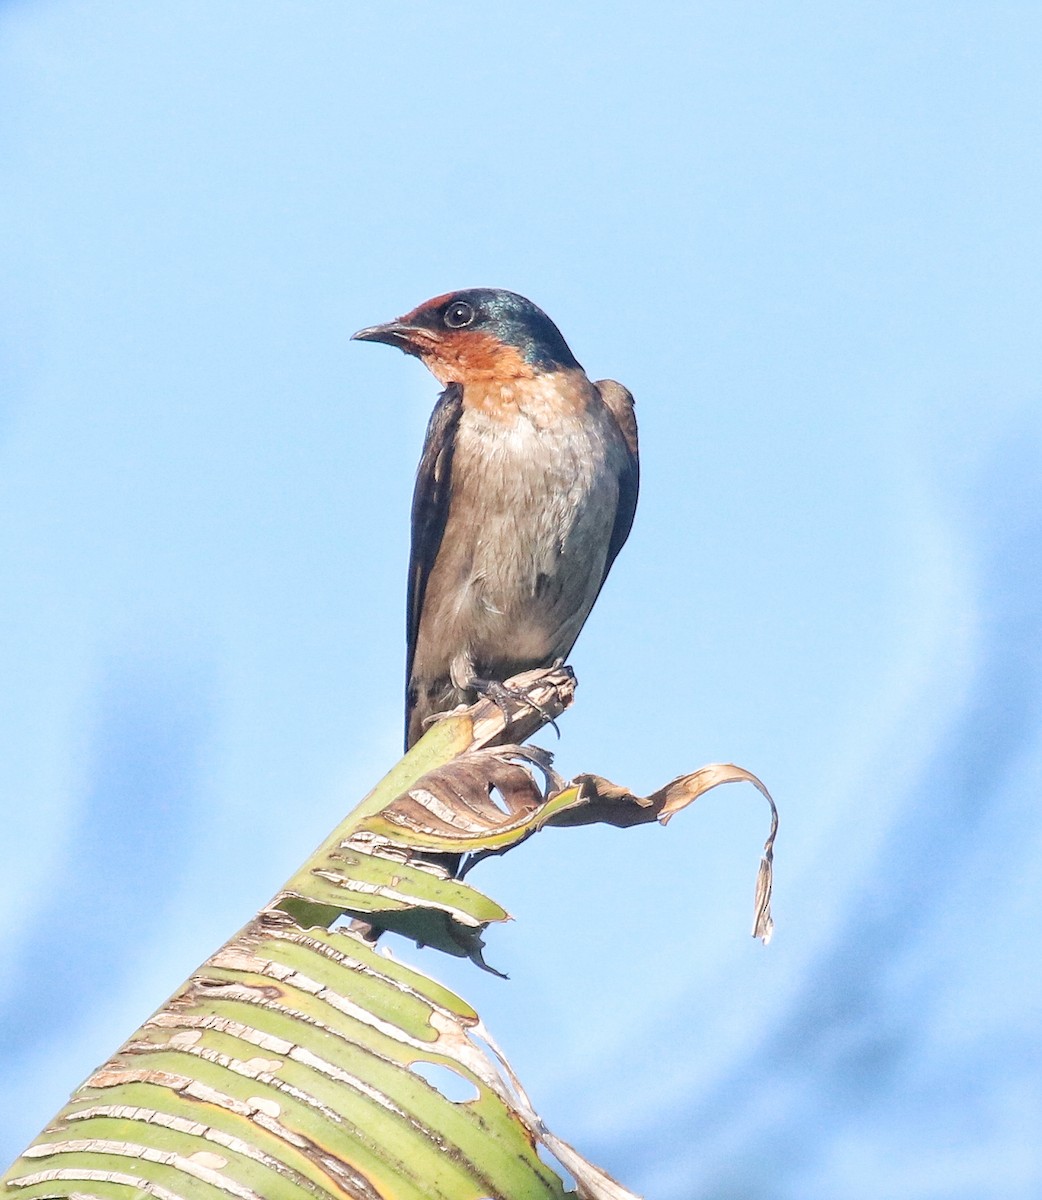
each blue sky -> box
[3,3,1042,1196]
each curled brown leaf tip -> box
[753,850,775,945]
[548,762,779,941]
[751,778,779,944]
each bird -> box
[353,288,639,751]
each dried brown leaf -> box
[357,745,562,848]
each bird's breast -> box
[426,380,626,667]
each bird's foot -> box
[469,676,562,740]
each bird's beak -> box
[351,320,437,356]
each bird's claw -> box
[470,676,562,740]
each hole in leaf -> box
[536,1142,578,1193]
[485,783,513,815]
[409,1060,480,1103]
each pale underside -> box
[407,375,633,746]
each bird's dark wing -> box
[595,379,639,574]
[406,382,464,701]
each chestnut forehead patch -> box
[401,292,456,324]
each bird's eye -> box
[443,300,475,329]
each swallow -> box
[353,288,638,750]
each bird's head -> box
[352,288,581,386]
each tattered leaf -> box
[358,745,561,852]
[4,665,778,1200]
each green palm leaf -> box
[3,667,776,1200]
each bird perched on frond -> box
[354,288,638,750]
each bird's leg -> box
[468,675,562,740]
